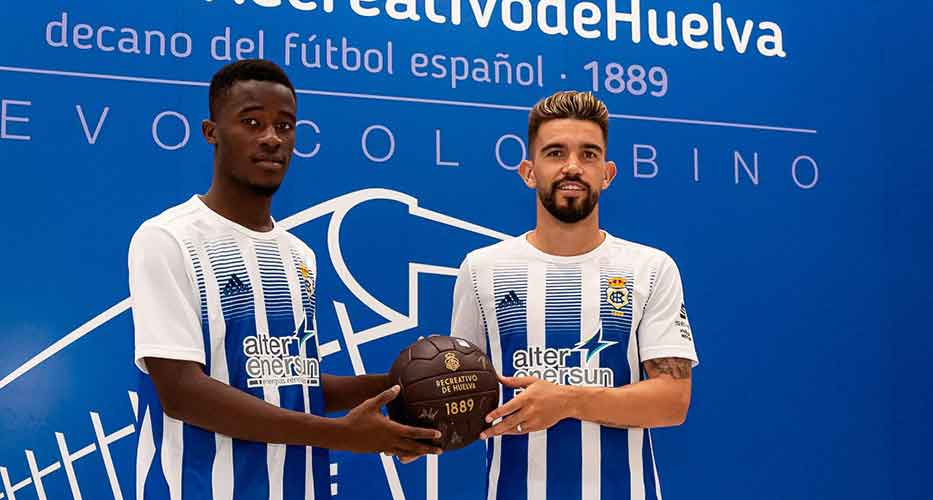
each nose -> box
[258,125,283,149]
[561,155,583,175]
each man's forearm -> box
[148,358,356,449]
[159,367,354,449]
[323,374,392,412]
[567,377,691,429]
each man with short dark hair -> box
[129,59,440,499]
[450,90,699,500]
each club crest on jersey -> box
[444,352,461,371]
[298,261,314,296]
[607,277,629,316]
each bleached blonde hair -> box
[528,90,609,149]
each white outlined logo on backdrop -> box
[0,188,509,500]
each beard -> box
[539,179,599,223]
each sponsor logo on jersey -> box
[242,317,320,388]
[511,324,616,389]
[496,290,523,311]
[221,273,250,297]
[678,303,693,341]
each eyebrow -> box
[238,105,296,121]
[539,142,604,153]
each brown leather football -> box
[387,335,499,451]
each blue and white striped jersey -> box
[451,232,698,500]
[129,195,329,500]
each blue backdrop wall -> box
[1,1,931,499]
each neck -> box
[200,172,275,233]
[527,202,604,256]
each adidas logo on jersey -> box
[222,274,250,297]
[496,290,523,311]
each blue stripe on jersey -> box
[492,263,529,500]
[545,264,583,500]
[282,444,308,500]
[182,424,215,499]
[137,373,169,499]
[642,429,659,500]
[498,434,529,500]
[232,438,270,500]
[547,419,582,500]
[601,426,631,500]
[312,446,331,500]
[600,266,636,498]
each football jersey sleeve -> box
[450,257,487,353]
[637,253,699,367]
[129,225,204,373]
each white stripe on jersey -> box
[162,414,183,500]
[483,263,505,500]
[526,262,547,500]
[580,260,601,500]
[277,238,317,500]
[627,314,645,500]
[487,436,502,500]
[649,431,663,500]
[196,241,234,500]
[136,407,156,500]
[427,455,439,500]
[239,238,286,500]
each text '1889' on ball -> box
[387,335,499,451]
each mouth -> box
[252,157,285,170]
[555,180,589,195]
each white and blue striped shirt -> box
[451,232,698,500]
[129,195,329,500]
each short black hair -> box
[208,59,296,119]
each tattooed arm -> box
[481,357,692,437]
[644,357,693,380]
[573,356,692,429]
[581,356,693,429]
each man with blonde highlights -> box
[449,91,699,499]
